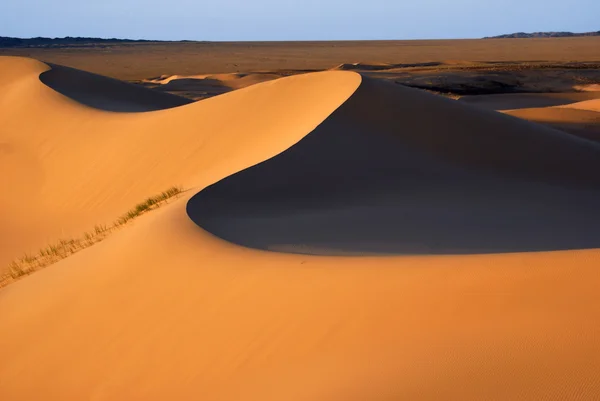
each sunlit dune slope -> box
[1,56,600,401]
[559,98,600,112]
[504,104,600,142]
[0,56,360,270]
[458,91,600,111]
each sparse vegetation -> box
[116,186,182,225]
[1,186,184,288]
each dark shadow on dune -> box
[187,77,600,255]
[534,122,600,143]
[40,64,193,112]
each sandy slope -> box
[458,93,600,141]
[0,56,359,270]
[560,99,600,112]
[458,92,600,111]
[502,99,600,142]
[1,56,600,400]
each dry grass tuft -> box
[116,186,182,225]
[1,186,184,288]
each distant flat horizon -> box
[2,0,598,42]
[1,30,599,46]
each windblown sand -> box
[1,55,600,401]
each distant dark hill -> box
[0,36,162,48]
[485,31,600,39]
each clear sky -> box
[2,0,598,41]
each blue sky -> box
[2,0,598,40]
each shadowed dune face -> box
[188,78,600,255]
[39,63,193,111]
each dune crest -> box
[0,56,361,269]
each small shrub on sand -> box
[116,186,182,225]
[1,186,184,288]
[8,262,29,279]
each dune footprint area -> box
[1,55,600,400]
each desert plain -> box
[0,37,600,400]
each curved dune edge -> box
[189,75,600,255]
[0,56,362,270]
[1,196,600,400]
[39,63,193,112]
[458,91,600,111]
[504,106,600,142]
[1,57,600,400]
[558,99,600,112]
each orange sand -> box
[1,56,600,401]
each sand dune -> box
[40,63,193,111]
[559,99,600,112]
[504,104,600,142]
[141,63,600,103]
[1,56,600,400]
[190,78,600,254]
[458,93,600,141]
[0,56,359,270]
[458,92,600,111]
[575,84,600,92]
[141,72,284,99]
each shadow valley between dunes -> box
[188,77,600,255]
[39,63,192,112]
[6,56,600,257]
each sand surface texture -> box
[1,56,600,401]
